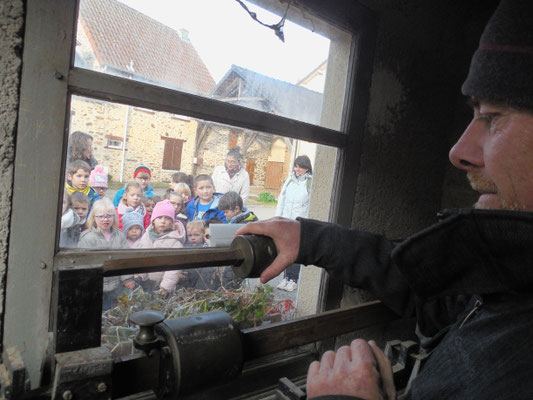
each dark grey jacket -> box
[299,209,533,399]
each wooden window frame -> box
[5,0,378,390]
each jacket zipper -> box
[459,298,483,329]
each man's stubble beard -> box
[467,171,525,211]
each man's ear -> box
[235,206,241,214]
[67,173,72,181]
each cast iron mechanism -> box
[129,310,165,352]
[231,234,278,278]
[155,310,244,396]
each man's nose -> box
[449,119,484,170]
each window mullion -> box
[68,67,348,148]
[4,0,79,388]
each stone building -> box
[197,65,324,189]
[72,0,214,183]
[72,0,324,188]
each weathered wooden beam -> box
[241,301,398,360]
[68,68,348,148]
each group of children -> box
[60,162,258,309]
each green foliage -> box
[101,285,293,356]
[257,192,277,204]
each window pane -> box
[75,0,352,129]
[61,95,336,356]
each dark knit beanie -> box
[134,164,151,178]
[462,0,533,109]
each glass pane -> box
[75,0,352,129]
[61,95,336,356]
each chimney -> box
[177,28,190,42]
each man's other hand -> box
[307,339,396,400]
[234,217,300,283]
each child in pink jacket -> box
[137,200,186,296]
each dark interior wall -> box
[332,0,499,344]
[352,0,498,238]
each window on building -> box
[7,0,373,389]
[107,138,123,149]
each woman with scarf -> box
[211,146,250,204]
[275,155,313,292]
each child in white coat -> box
[137,200,186,297]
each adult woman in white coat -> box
[275,155,313,291]
[211,146,250,204]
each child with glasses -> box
[113,164,154,207]
[164,187,188,230]
[78,198,133,310]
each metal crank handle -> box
[230,234,278,278]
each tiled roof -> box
[79,0,215,95]
[213,65,323,125]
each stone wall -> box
[196,126,290,189]
[0,0,23,337]
[70,96,292,189]
[70,97,197,183]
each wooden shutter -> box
[161,137,185,170]
[265,161,283,190]
[228,131,239,149]
[246,158,255,185]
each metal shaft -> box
[103,247,245,276]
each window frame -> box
[4,0,377,389]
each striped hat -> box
[133,164,151,178]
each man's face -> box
[449,101,533,210]
[72,201,89,219]
[224,207,239,221]
[225,156,239,172]
[69,169,90,190]
[195,180,214,203]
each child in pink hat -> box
[136,200,186,297]
[90,165,108,199]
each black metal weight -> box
[155,311,243,395]
[230,234,278,278]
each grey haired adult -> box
[211,145,250,204]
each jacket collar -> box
[392,208,533,301]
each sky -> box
[118,0,330,86]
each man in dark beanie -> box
[237,0,533,398]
